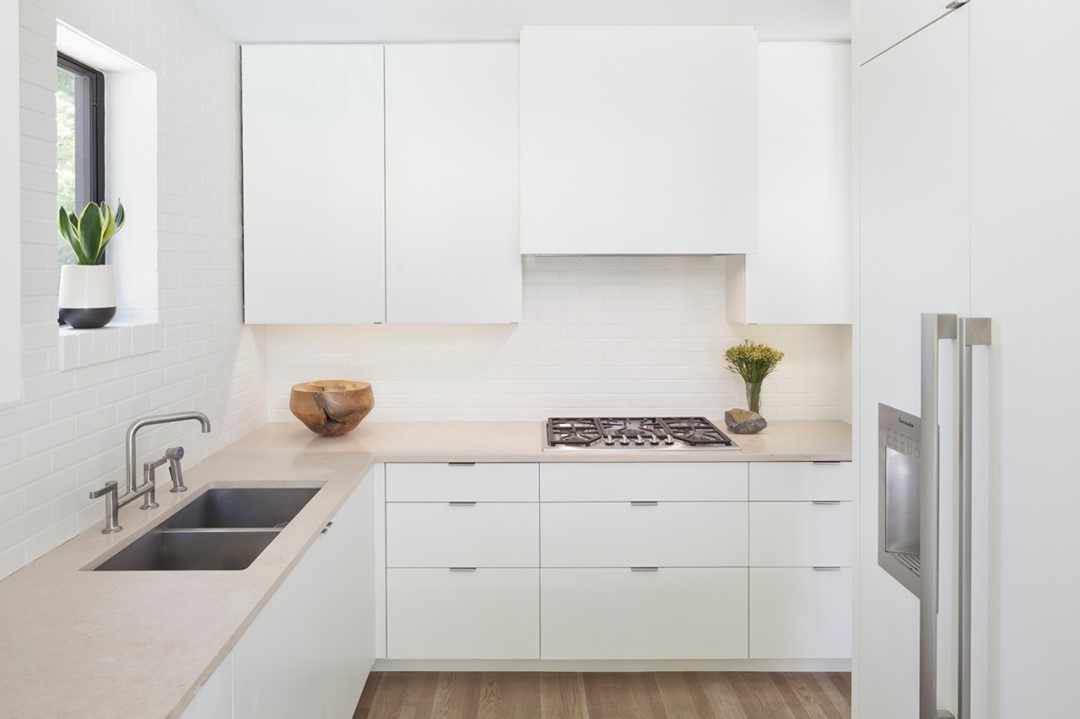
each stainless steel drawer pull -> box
[448,462,476,467]
[449,501,477,506]
[321,521,334,534]
[812,460,842,465]
[812,566,842,572]
[449,567,477,572]
[630,501,659,507]
[812,500,842,505]
[631,566,659,572]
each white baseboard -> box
[373,658,852,673]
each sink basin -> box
[94,529,280,571]
[158,487,320,530]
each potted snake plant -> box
[56,200,125,329]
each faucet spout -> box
[125,412,212,493]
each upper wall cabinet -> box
[242,45,386,324]
[520,26,759,255]
[726,43,852,325]
[385,44,522,323]
[857,0,959,65]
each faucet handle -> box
[89,480,119,500]
[166,446,187,493]
[89,481,122,534]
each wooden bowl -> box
[289,380,374,437]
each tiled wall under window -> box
[0,0,264,581]
[266,256,850,422]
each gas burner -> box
[545,417,738,451]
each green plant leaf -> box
[57,207,88,265]
[77,202,105,265]
[68,211,78,230]
[101,203,115,250]
[114,200,125,231]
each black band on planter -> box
[58,306,116,330]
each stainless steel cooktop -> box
[543,417,739,451]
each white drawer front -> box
[749,502,853,567]
[387,568,539,659]
[386,463,538,502]
[749,461,853,501]
[540,568,749,660]
[750,567,852,659]
[541,502,747,567]
[387,502,539,567]
[540,463,747,502]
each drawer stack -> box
[539,463,750,660]
[748,462,854,659]
[384,463,540,659]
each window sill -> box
[58,321,162,371]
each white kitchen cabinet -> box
[242,45,386,324]
[541,568,749,660]
[385,44,521,323]
[749,501,853,567]
[749,461,854,501]
[386,463,538,502]
[387,568,540,659]
[179,655,233,719]
[520,26,758,255]
[386,502,539,568]
[750,568,852,659]
[539,462,747,502]
[726,43,852,325]
[229,474,374,719]
[541,501,747,568]
[857,0,960,65]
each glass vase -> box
[745,381,763,415]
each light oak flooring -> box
[354,671,851,719]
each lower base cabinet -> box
[540,568,749,660]
[181,472,375,719]
[749,567,852,659]
[387,568,540,659]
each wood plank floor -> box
[354,671,851,719]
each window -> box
[56,53,104,269]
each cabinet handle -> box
[945,0,969,8]
[631,567,659,572]
[449,501,476,507]
[448,462,476,467]
[449,567,477,572]
[812,566,842,572]
[630,501,658,507]
[812,461,842,465]
[812,500,842,505]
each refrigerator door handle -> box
[920,313,957,719]
[957,317,991,719]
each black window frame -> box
[57,52,106,212]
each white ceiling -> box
[189,0,851,44]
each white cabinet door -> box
[242,45,385,324]
[387,568,540,659]
[727,43,851,325]
[386,463,538,502]
[540,463,747,502]
[322,476,376,718]
[179,654,233,719]
[541,568,749,660]
[749,461,854,501]
[541,502,747,568]
[520,26,758,255]
[385,44,521,323]
[750,568,852,659]
[857,0,959,65]
[233,532,327,719]
[749,502,853,567]
[387,502,539,567]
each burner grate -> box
[546,416,735,449]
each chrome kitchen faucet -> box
[88,412,212,534]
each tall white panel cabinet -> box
[385,44,521,323]
[727,43,852,325]
[242,45,386,324]
[857,0,960,65]
[520,26,759,255]
[0,1,19,405]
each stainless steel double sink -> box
[93,487,320,572]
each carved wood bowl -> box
[289,380,374,437]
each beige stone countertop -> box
[0,449,374,719]
[228,419,852,462]
[0,418,848,718]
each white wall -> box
[266,256,850,421]
[1,0,20,407]
[0,0,264,580]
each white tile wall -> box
[266,256,850,422]
[0,0,264,580]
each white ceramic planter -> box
[58,264,116,329]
